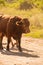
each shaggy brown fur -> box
[0,15,30,51]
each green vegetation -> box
[24,29,43,38]
[0,0,43,38]
[0,0,43,10]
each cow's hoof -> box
[6,48,9,51]
[19,47,22,52]
[16,45,22,52]
[19,49,22,52]
[16,45,19,48]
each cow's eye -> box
[20,22,23,25]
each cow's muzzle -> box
[26,29,30,33]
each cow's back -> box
[0,15,10,34]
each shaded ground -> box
[0,36,43,65]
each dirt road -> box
[0,36,43,65]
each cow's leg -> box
[11,38,17,48]
[16,38,22,52]
[11,42,16,48]
[6,37,11,51]
[10,37,15,48]
[0,33,3,50]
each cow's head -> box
[10,16,22,25]
[16,18,30,33]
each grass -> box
[0,7,41,17]
[24,29,43,38]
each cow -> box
[0,15,30,52]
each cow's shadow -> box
[0,48,39,58]
[10,47,34,52]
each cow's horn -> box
[16,21,19,26]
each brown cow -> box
[0,15,30,52]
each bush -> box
[0,0,5,6]
[19,1,33,10]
